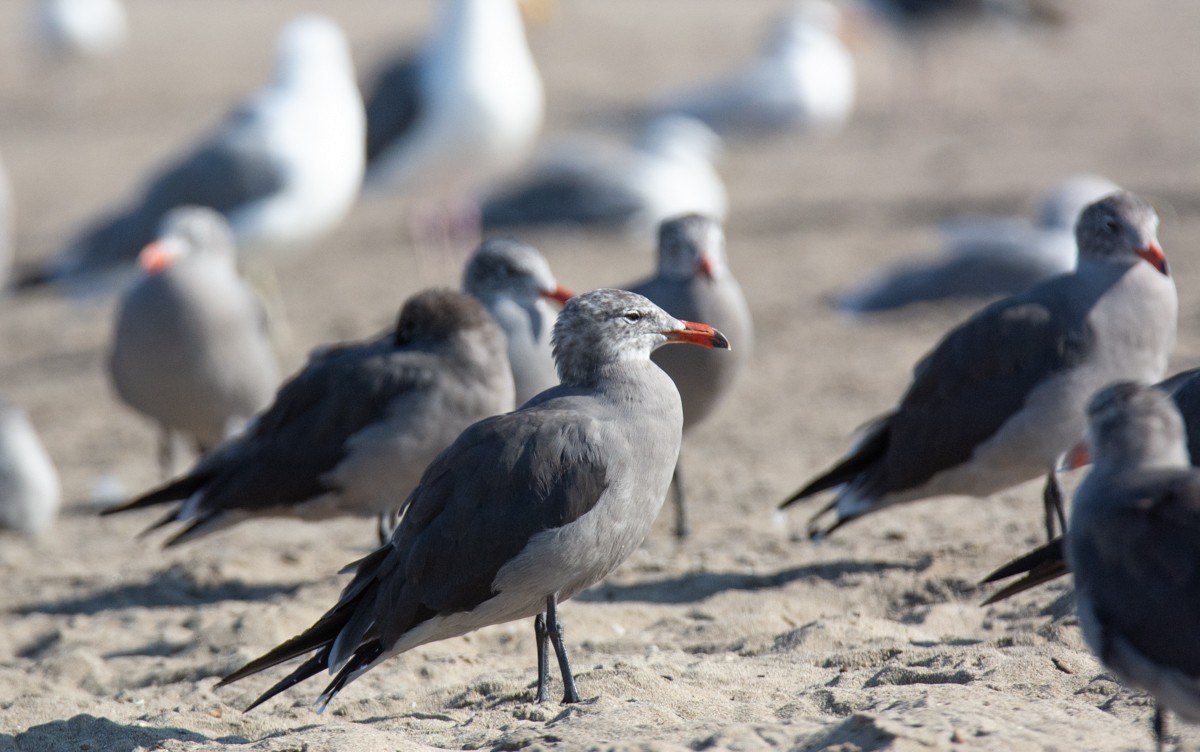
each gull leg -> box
[1153,705,1166,752]
[544,594,581,704]
[157,426,179,481]
[376,512,397,545]
[533,612,550,703]
[1041,471,1066,541]
[671,461,689,540]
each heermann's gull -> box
[363,0,543,199]
[102,289,515,547]
[481,116,728,241]
[15,15,364,293]
[0,400,61,537]
[462,238,572,405]
[216,289,729,711]
[981,367,1200,604]
[1064,382,1200,750]
[31,0,127,59]
[781,191,1177,541]
[108,206,281,477]
[836,174,1121,314]
[649,1,855,138]
[627,215,752,537]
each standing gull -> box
[216,289,729,710]
[650,0,855,138]
[836,174,1121,314]
[981,367,1200,604]
[363,0,543,204]
[1066,382,1200,750]
[15,15,364,292]
[462,238,572,405]
[481,115,728,241]
[781,191,1176,540]
[30,0,127,59]
[628,215,753,537]
[0,400,61,537]
[102,289,515,546]
[108,207,281,478]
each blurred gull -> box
[363,0,544,229]
[650,0,855,138]
[103,289,515,546]
[852,0,1064,34]
[30,0,127,59]
[462,238,572,406]
[15,15,365,293]
[836,174,1121,314]
[108,207,281,478]
[481,116,727,241]
[0,399,61,538]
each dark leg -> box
[544,594,581,704]
[376,513,392,545]
[1153,705,1165,752]
[671,462,689,540]
[1041,471,1066,541]
[533,613,549,703]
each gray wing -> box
[1072,471,1200,678]
[789,274,1098,504]
[481,163,644,229]
[219,404,611,709]
[50,107,286,281]
[364,53,423,165]
[104,341,433,539]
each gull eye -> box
[1104,218,1120,234]
[623,310,643,322]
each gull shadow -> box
[579,558,930,605]
[11,714,248,752]
[800,713,898,752]
[14,566,301,616]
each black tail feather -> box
[242,653,329,712]
[980,537,1068,605]
[101,471,213,517]
[316,642,384,712]
[780,420,890,509]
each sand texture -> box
[3,1,1200,750]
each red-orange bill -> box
[664,320,730,349]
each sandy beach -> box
[3,1,1200,750]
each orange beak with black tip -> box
[541,285,574,305]
[663,320,730,350]
[1136,242,1169,275]
[1059,440,1091,471]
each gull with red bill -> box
[463,237,573,405]
[108,206,280,478]
[780,191,1177,544]
[216,289,730,711]
[627,214,753,538]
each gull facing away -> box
[0,399,61,537]
[1066,382,1200,750]
[836,174,1121,314]
[363,0,543,203]
[781,192,1176,541]
[481,115,728,242]
[216,289,730,711]
[627,215,752,537]
[108,207,279,478]
[650,0,855,138]
[14,15,364,293]
[462,238,572,406]
[102,289,515,547]
[981,367,1200,604]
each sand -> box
[3,1,1200,750]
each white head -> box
[462,238,571,306]
[138,206,237,275]
[274,15,356,85]
[636,115,723,164]
[655,214,728,282]
[1036,174,1122,231]
[1075,191,1167,275]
